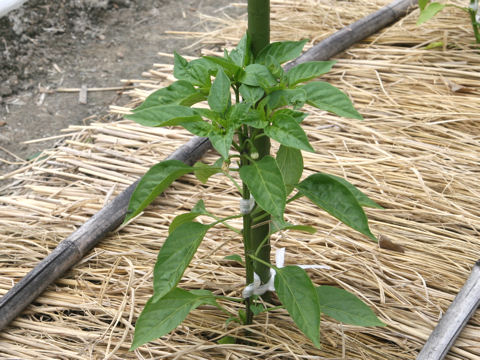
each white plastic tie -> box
[242,247,330,298]
[240,194,255,215]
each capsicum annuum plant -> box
[124,35,385,350]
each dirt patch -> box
[0,0,241,176]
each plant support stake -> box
[416,260,480,360]
[0,0,418,331]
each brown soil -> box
[0,0,241,176]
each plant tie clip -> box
[240,194,255,215]
[242,247,330,298]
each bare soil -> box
[0,0,240,176]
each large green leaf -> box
[131,288,217,350]
[126,105,202,127]
[134,81,206,112]
[255,39,308,65]
[302,82,363,120]
[320,174,383,209]
[276,145,304,195]
[266,113,315,153]
[417,2,445,25]
[274,266,321,348]
[286,61,336,87]
[316,286,385,327]
[153,222,211,301]
[239,64,277,88]
[208,68,231,114]
[239,156,286,219]
[125,160,193,223]
[296,173,376,241]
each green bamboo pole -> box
[247,0,272,290]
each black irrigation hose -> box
[0,0,417,331]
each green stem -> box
[468,8,480,43]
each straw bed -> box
[1,0,480,358]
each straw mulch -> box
[1,0,480,359]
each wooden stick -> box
[0,136,211,330]
[416,260,480,360]
[284,0,418,70]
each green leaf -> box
[153,222,211,301]
[276,145,304,195]
[255,39,308,65]
[296,173,376,241]
[316,286,385,327]
[224,254,244,265]
[239,84,264,104]
[208,68,232,114]
[274,266,321,348]
[218,336,236,344]
[229,33,252,67]
[193,162,222,184]
[274,108,308,123]
[168,200,209,234]
[182,120,213,137]
[302,82,363,120]
[134,81,206,111]
[126,105,202,127]
[227,102,267,129]
[266,113,315,153]
[417,2,445,25]
[265,54,284,79]
[265,88,306,110]
[239,156,286,219]
[286,61,336,87]
[204,56,243,78]
[321,174,383,209]
[418,0,429,10]
[173,53,212,88]
[270,218,316,235]
[125,160,193,223]
[130,288,217,350]
[209,126,234,159]
[239,64,277,88]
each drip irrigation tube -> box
[0,0,417,331]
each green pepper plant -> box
[418,0,480,44]
[124,35,385,350]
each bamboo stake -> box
[416,260,480,360]
[0,136,211,331]
[284,0,418,70]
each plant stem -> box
[468,8,480,43]
[248,0,272,302]
[242,180,254,325]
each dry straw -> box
[1,0,480,359]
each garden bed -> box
[1,0,479,359]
